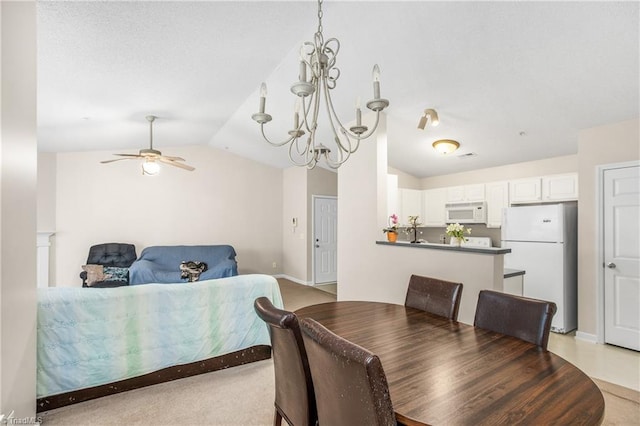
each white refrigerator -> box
[501,203,577,333]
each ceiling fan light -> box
[432,139,460,155]
[142,160,160,175]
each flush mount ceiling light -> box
[251,0,389,170]
[417,108,439,130]
[432,139,460,155]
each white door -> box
[604,165,640,350]
[313,196,337,284]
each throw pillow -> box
[82,264,104,287]
[103,266,129,283]
[179,261,208,282]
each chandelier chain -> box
[317,0,323,36]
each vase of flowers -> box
[383,214,399,242]
[446,222,472,246]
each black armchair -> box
[80,243,137,288]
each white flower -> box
[445,223,471,239]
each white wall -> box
[282,166,307,282]
[388,166,421,189]
[37,152,56,232]
[281,166,337,284]
[577,117,640,336]
[0,1,38,416]
[54,145,283,286]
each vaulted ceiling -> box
[37,1,639,178]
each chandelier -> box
[251,0,389,169]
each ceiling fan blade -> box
[158,158,195,171]
[100,158,138,164]
[160,155,186,161]
[113,153,143,158]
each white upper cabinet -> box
[446,184,485,203]
[423,188,447,227]
[542,173,579,201]
[485,181,509,228]
[510,173,578,204]
[399,188,423,226]
[509,177,542,203]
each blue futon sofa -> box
[129,245,238,284]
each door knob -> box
[315,244,320,248]
[606,262,616,269]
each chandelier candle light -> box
[251,0,390,169]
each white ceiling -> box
[37,1,639,178]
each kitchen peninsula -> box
[375,240,511,324]
[377,240,511,255]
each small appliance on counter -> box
[450,236,492,248]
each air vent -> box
[456,152,477,159]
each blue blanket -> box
[37,274,282,398]
[129,245,238,285]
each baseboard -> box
[273,274,313,286]
[575,331,598,343]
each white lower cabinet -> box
[503,274,524,296]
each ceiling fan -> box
[101,115,195,175]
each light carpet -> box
[40,279,639,425]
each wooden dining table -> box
[295,301,604,426]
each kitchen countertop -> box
[376,240,511,255]
[504,268,526,278]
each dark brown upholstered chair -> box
[300,317,396,426]
[79,243,137,288]
[253,297,317,426]
[474,290,557,350]
[404,274,463,320]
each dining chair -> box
[474,289,557,350]
[299,317,397,426]
[404,274,463,320]
[253,297,317,426]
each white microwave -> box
[445,201,487,224]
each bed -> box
[36,274,282,411]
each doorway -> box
[313,196,337,285]
[600,162,640,351]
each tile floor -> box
[548,332,639,391]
